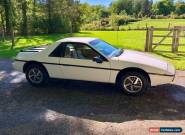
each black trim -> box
[15,59,175,77]
[60,64,120,71]
[20,50,40,52]
[14,59,118,71]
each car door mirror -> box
[93,56,103,63]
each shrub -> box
[150,15,169,19]
[81,15,139,31]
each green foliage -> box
[0,0,84,36]
[175,1,185,15]
[110,0,152,17]
[111,0,133,15]
[81,14,139,31]
[152,0,175,16]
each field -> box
[0,19,185,70]
[121,19,185,30]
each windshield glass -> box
[90,39,120,57]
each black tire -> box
[118,72,149,96]
[25,64,49,87]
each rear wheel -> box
[118,72,149,96]
[25,64,49,87]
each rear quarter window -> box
[49,44,65,57]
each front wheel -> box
[25,64,49,87]
[118,72,149,96]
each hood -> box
[118,50,168,70]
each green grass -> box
[121,19,185,29]
[0,31,185,70]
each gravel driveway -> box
[0,59,185,135]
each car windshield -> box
[90,39,123,57]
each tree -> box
[0,2,5,41]
[80,3,107,23]
[3,0,11,35]
[100,9,110,18]
[152,0,175,16]
[20,0,28,36]
[175,1,185,15]
[141,0,153,16]
[110,0,133,15]
[66,0,83,33]
[133,0,153,17]
[47,0,52,34]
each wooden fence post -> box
[149,27,154,52]
[145,27,153,52]
[172,26,180,52]
[145,28,149,52]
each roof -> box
[57,37,98,44]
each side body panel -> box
[59,58,111,83]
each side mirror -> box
[93,56,103,63]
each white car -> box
[13,37,175,95]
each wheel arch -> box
[116,67,151,85]
[23,61,49,76]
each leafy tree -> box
[65,0,83,33]
[133,0,153,17]
[3,0,11,35]
[110,0,133,15]
[175,1,185,15]
[20,0,28,36]
[81,3,107,23]
[100,9,110,18]
[0,4,5,41]
[141,0,153,16]
[152,0,175,15]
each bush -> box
[81,15,139,31]
[150,15,169,19]
[174,14,185,19]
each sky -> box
[80,0,183,6]
[80,0,114,6]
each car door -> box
[59,42,111,83]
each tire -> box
[25,64,49,87]
[118,72,149,96]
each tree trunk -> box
[33,0,36,16]
[10,25,15,49]
[21,0,28,36]
[0,12,5,41]
[70,20,73,34]
[47,0,52,34]
[8,0,15,49]
[3,0,11,35]
[31,0,36,34]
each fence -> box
[145,26,185,52]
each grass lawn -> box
[0,30,185,70]
[122,19,185,29]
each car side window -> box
[49,44,65,57]
[64,43,99,60]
